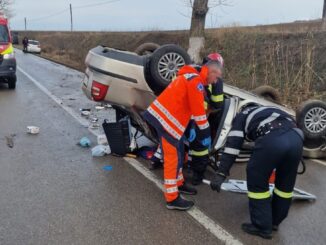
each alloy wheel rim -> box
[304,107,326,134]
[158,52,185,82]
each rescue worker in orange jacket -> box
[143,61,222,210]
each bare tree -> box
[187,0,229,63]
[0,0,14,18]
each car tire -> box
[148,44,191,94]
[252,85,281,104]
[134,43,160,56]
[8,75,17,90]
[296,100,326,140]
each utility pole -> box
[24,17,27,31]
[70,3,73,32]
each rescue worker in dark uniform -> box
[210,103,304,239]
[188,53,225,185]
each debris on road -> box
[97,134,108,145]
[91,117,99,123]
[81,110,91,117]
[126,153,137,158]
[95,106,105,111]
[79,137,91,147]
[5,134,15,148]
[91,145,111,157]
[89,123,100,129]
[27,126,40,135]
[102,165,113,171]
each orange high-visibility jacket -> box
[144,65,210,141]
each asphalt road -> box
[0,49,325,245]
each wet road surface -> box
[0,49,325,245]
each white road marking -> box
[311,159,326,167]
[17,66,243,245]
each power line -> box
[28,8,69,22]
[74,0,121,10]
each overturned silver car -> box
[82,44,326,159]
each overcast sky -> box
[10,0,324,31]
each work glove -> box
[201,136,212,149]
[188,128,196,143]
[210,172,226,192]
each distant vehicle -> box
[11,31,19,45]
[0,16,16,89]
[27,40,41,54]
[82,44,326,160]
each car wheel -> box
[8,75,17,90]
[134,43,160,56]
[296,100,326,140]
[252,85,281,104]
[149,44,191,94]
[302,138,326,159]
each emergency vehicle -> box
[0,16,16,89]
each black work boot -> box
[192,171,205,186]
[272,225,278,231]
[148,160,163,170]
[241,223,272,240]
[178,183,197,195]
[166,195,194,211]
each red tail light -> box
[91,81,109,101]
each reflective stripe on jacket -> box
[145,65,211,141]
[204,78,224,110]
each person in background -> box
[23,37,29,52]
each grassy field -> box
[17,20,326,107]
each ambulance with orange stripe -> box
[0,16,16,89]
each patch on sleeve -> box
[184,73,198,80]
[197,83,204,91]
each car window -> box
[0,25,9,43]
[29,41,40,45]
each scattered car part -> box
[148,44,192,94]
[134,42,160,55]
[95,106,105,111]
[91,117,99,123]
[203,179,316,201]
[27,126,40,134]
[252,85,281,104]
[5,134,14,148]
[102,119,131,156]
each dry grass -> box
[17,21,326,107]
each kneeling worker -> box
[144,61,221,210]
[211,103,304,239]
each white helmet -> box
[237,99,259,113]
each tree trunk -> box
[323,0,326,29]
[188,0,209,63]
